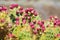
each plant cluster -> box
[0,4,60,40]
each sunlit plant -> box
[0,4,60,40]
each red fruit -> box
[19,6,23,10]
[56,34,60,37]
[29,8,34,12]
[37,21,41,24]
[33,20,36,24]
[33,30,37,34]
[57,19,60,22]
[15,17,19,21]
[37,27,40,31]
[41,20,44,24]
[14,4,18,7]
[31,10,35,14]
[11,4,18,7]
[41,25,45,28]
[41,25,45,32]
[10,6,14,9]
[30,25,35,29]
[14,4,18,6]
[2,6,7,11]
[8,33,14,38]
[34,12,38,16]
[10,4,18,9]
[37,21,43,26]
[24,13,28,16]
[25,9,28,13]
[27,16,31,20]
[29,22,34,26]
[22,17,25,20]
[22,19,26,24]
[19,10,24,14]
[15,21,19,25]
[54,20,60,26]
[42,28,45,32]
[54,21,57,26]
[25,8,29,13]
[16,11,19,14]
[56,22,60,26]
[49,16,54,20]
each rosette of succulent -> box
[0,6,15,40]
[9,4,32,40]
[9,4,42,40]
[22,8,42,40]
[0,6,9,40]
[4,4,23,40]
[29,20,45,40]
[1,4,60,40]
[40,16,60,40]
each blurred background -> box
[0,0,60,19]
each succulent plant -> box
[0,4,60,40]
[18,30,32,40]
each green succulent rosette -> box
[40,27,60,40]
[13,27,32,40]
[18,30,32,40]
